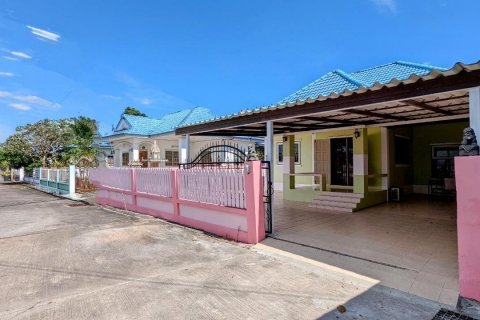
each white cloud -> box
[10,51,32,59]
[3,56,19,61]
[140,98,152,105]
[9,103,31,111]
[0,72,14,77]
[369,0,397,13]
[26,26,61,42]
[102,94,122,100]
[0,90,61,110]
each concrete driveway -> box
[0,184,447,319]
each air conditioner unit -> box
[390,187,402,202]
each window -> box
[165,150,179,166]
[122,152,129,166]
[276,142,301,164]
[277,144,283,164]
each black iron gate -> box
[262,161,273,234]
[178,142,249,169]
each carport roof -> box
[176,61,480,136]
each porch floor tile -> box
[265,193,458,305]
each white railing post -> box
[69,165,76,194]
[47,169,50,181]
[19,167,24,182]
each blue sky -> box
[0,0,479,141]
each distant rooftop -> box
[108,106,217,137]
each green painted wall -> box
[273,132,313,186]
[412,121,467,186]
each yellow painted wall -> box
[274,127,387,205]
[273,132,313,186]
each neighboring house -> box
[92,137,114,167]
[105,107,258,167]
[176,61,475,212]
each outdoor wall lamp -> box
[354,129,361,139]
[282,136,288,142]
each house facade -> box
[177,61,473,211]
[105,107,257,167]
[175,60,480,307]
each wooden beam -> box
[296,116,368,125]
[176,69,480,135]
[345,109,406,120]
[402,99,453,115]
[275,121,319,128]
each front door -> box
[330,137,353,186]
[139,150,148,168]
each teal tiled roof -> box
[279,61,447,104]
[110,107,217,137]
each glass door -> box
[330,137,353,186]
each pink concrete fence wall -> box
[90,161,265,244]
[455,156,480,302]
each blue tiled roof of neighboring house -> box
[278,61,447,104]
[110,107,217,137]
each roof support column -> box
[469,87,480,136]
[265,121,274,163]
[265,121,275,233]
[179,134,190,163]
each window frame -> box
[276,141,301,165]
[165,150,179,166]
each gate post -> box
[172,169,180,216]
[131,168,137,208]
[244,161,265,244]
[68,165,76,194]
[455,156,480,311]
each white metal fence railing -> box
[136,168,173,197]
[91,167,247,209]
[178,168,246,209]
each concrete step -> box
[316,191,364,199]
[307,204,354,213]
[310,200,358,209]
[313,195,362,204]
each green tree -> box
[123,106,146,117]
[1,133,36,168]
[63,116,99,164]
[2,119,72,167]
[1,117,100,169]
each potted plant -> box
[2,170,11,182]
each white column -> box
[132,143,139,162]
[265,121,275,233]
[68,165,76,194]
[469,87,480,136]
[179,134,191,163]
[185,134,190,162]
[19,167,25,182]
[265,121,274,162]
